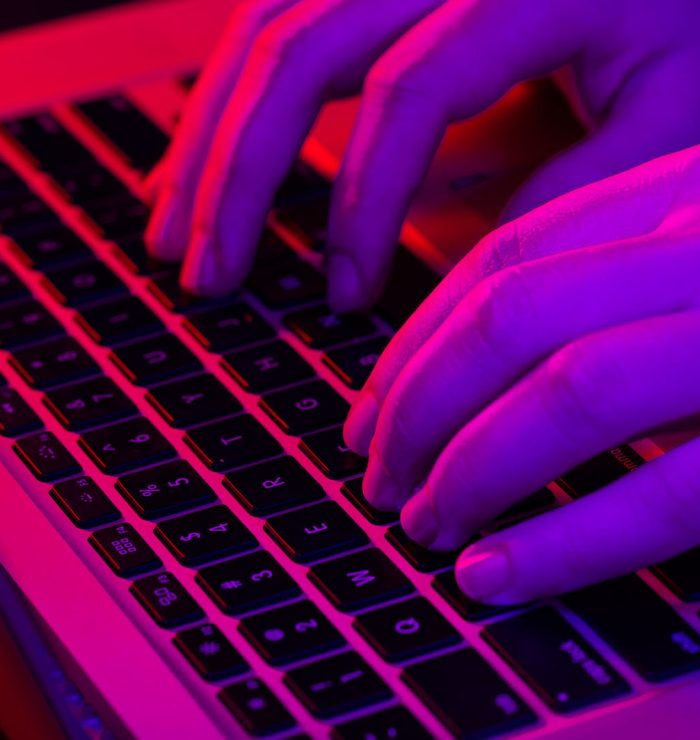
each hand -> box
[147,0,700,312]
[343,144,700,604]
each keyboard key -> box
[13,431,80,481]
[300,426,367,479]
[563,575,700,681]
[174,624,248,681]
[482,488,558,534]
[224,456,325,517]
[42,260,127,307]
[483,607,629,713]
[117,460,216,520]
[275,161,330,206]
[402,650,536,738]
[386,526,460,573]
[0,262,30,304]
[77,296,162,345]
[248,259,325,310]
[240,601,345,666]
[274,199,328,251]
[184,415,282,471]
[156,506,257,565]
[652,548,700,602]
[256,229,295,264]
[265,501,368,564]
[44,377,137,431]
[341,477,398,526]
[89,522,161,577]
[87,194,149,240]
[433,570,514,622]
[261,380,350,436]
[11,228,92,269]
[111,334,201,386]
[0,388,42,436]
[285,652,391,719]
[79,417,175,475]
[50,476,120,528]
[146,373,242,428]
[558,446,645,498]
[197,551,301,615]
[0,300,64,349]
[111,235,175,277]
[221,339,313,394]
[130,572,204,628]
[10,336,99,389]
[184,302,274,353]
[332,707,431,740]
[309,549,413,612]
[323,337,389,390]
[148,273,235,313]
[219,677,296,737]
[284,305,376,349]
[54,163,127,208]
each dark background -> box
[1,1,135,33]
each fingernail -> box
[456,546,512,601]
[344,392,379,456]
[327,254,362,313]
[401,493,438,549]
[363,458,402,511]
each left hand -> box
[343,143,700,604]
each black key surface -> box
[403,650,536,739]
[184,415,282,471]
[284,305,376,349]
[13,431,80,481]
[483,607,629,713]
[483,488,558,533]
[324,336,389,390]
[261,380,350,436]
[130,571,204,628]
[146,373,242,428]
[11,228,92,269]
[332,707,431,740]
[274,199,328,251]
[89,522,161,577]
[433,570,515,622]
[111,235,175,277]
[148,273,235,314]
[563,575,700,681]
[155,506,257,565]
[54,163,127,208]
[224,456,325,517]
[220,677,296,737]
[222,339,313,394]
[285,651,391,719]
[50,476,120,528]
[111,334,201,386]
[558,446,645,498]
[10,336,99,389]
[0,193,63,239]
[77,296,162,345]
[265,501,368,564]
[0,388,42,436]
[275,161,330,206]
[240,601,345,666]
[174,624,248,681]
[248,259,325,310]
[117,460,216,520]
[79,417,175,475]
[256,229,295,264]
[44,377,137,431]
[87,194,149,240]
[197,551,301,615]
[42,260,127,307]
[341,477,398,526]
[653,547,700,602]
[386,526,460,572]
[300,426,367,479]
[184,302,275,353]
[0,300,64,349]
[0,262,30,304]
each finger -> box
[344,143,700,455]
[182,0,444,296]
[147,0,301,261]
[399,310,700,551]
[362,228,700,510]
[455,436,700,604]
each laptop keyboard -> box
[1,84,700,739]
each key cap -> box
[10,228,93,270]
[256,229,296,264]
[79,417,175,475]
[224,456,325,517]
[274,199,328,251]
[87,195,149,241]
[386,526,460,573]
[558,446,645,498]
[10,336,99,389]
[482,488,558,534]
[42,260,127,307]
[197,551,301,615]
[483,607,629,713]
[130,571,204,628]
[341,477,398,526]
[275,161,330,206]
[284,305,376,349]
[403,650,536,738]
[44,377,137,431]
[54,163,127,208]
[111,334,201,386]
[117,460,216,520]
[221,339,313,394]
[265,501,368,564]
[0,192,63,239]
[156,506,257,565]
[240,601,345,666]
[89,522,161,577]
[309,549,413,612]
[184,415,282,471]
[0,300,64,349]
[0,262,30,304]
[77,296,162,345]
[433,570,514,622]
[184,302,275,353]
[146,373,242,428]
[219,677,296,737]
[285,651,391,719]
[355,597,461,663]
[563,575,700,681]
[111,235,175,277]
[323,337,390,390]
[13,431,80,481]
[332,707,432,740]
[0,163,29,202]
[174,624,249,681]
[248,259,325,310]
[652,547,700,602]
[261,380,350,436]
[0,388,42,436]
[300,426,367,479]
[148,273,235,314]
[50,476,120,528]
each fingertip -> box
[146,192,190,262]
[327,253,369,313]
[455,542,516,605]
[361,457,403,512]
[400,492,438,549]
[344,392,379,456]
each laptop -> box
[1,1,700,738]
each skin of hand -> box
[343,143,700,605]
[146,0,700,312]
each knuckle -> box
[364,63,433,109]
[252,13,314,69]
